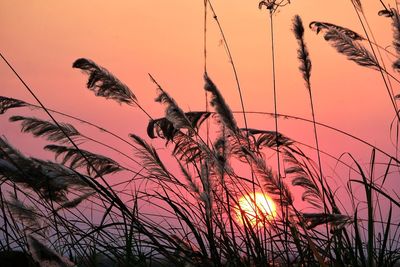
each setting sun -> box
[235,192,277,226]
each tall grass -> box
[0,1,400,267]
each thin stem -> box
[207,0,250,135]
[378,0,389,11]
[204,0,210,146]
[268,11,289,263]
[269,13,281,179]
[351,5,400,122]
[204,0,208,75]
[308,88,332,254]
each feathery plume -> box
[73,58,137,105]
[4,195,47,234]
[55,191,95,211]
[129,134,171,181]
[30,159,89,201]
[0,96,28,114]
[171,131,209,163]
[323,28,379,70]
[212,133,234,177]
[293,15,312,91]
[0,138,89,201]
[0,137,27,164]
[258,0,291,14]
[302,213,352,229]
[150,74,193,131]
[178,161,200,196]
[28,235,75,267]
[199,163,213,220]
[9,116,81,144]
[44,145,123,177]
[284,150,322,208]
[204,74,238,133]
[242,128,294,151]
[246,151,292,206]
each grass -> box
[0,1,400,266]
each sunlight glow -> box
[235,192,277,226]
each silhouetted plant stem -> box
[308,89,332,240]
[203,0,208,75]
[203,0,210,146]
[362,13,396,99]
[350,4,400,123]
[207,0,250,136]
[378,0,389,11]
[267,10,289,264]
[358,6,400,174]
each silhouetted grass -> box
[0,1,400,266]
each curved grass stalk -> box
[349,4,400,123]
[206,0,250,136]
[259,4,290,261]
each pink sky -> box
[1,1,399,209]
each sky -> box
[0,1,399,210]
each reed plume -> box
[172,131,209,163]
[27,235,75,267]
[4,195,47,234]
[284,150,322,209]
[293,15,312,91]
[302,213,352,230]
[245,150,293,206]
[150,74,193,132]
[73,58,137,105]
[323,28,379,70]
[9,116,81,144]
[55,191,95,211]
[129,134,172,182]
[204,74,238,134]
[242,128,294,151]
[44,144,123,177]
[0,137,89,201]
[0,96,28,114]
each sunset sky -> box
[1,1,399,205]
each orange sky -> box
[1,1,399,206]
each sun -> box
[235,192,277,226]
